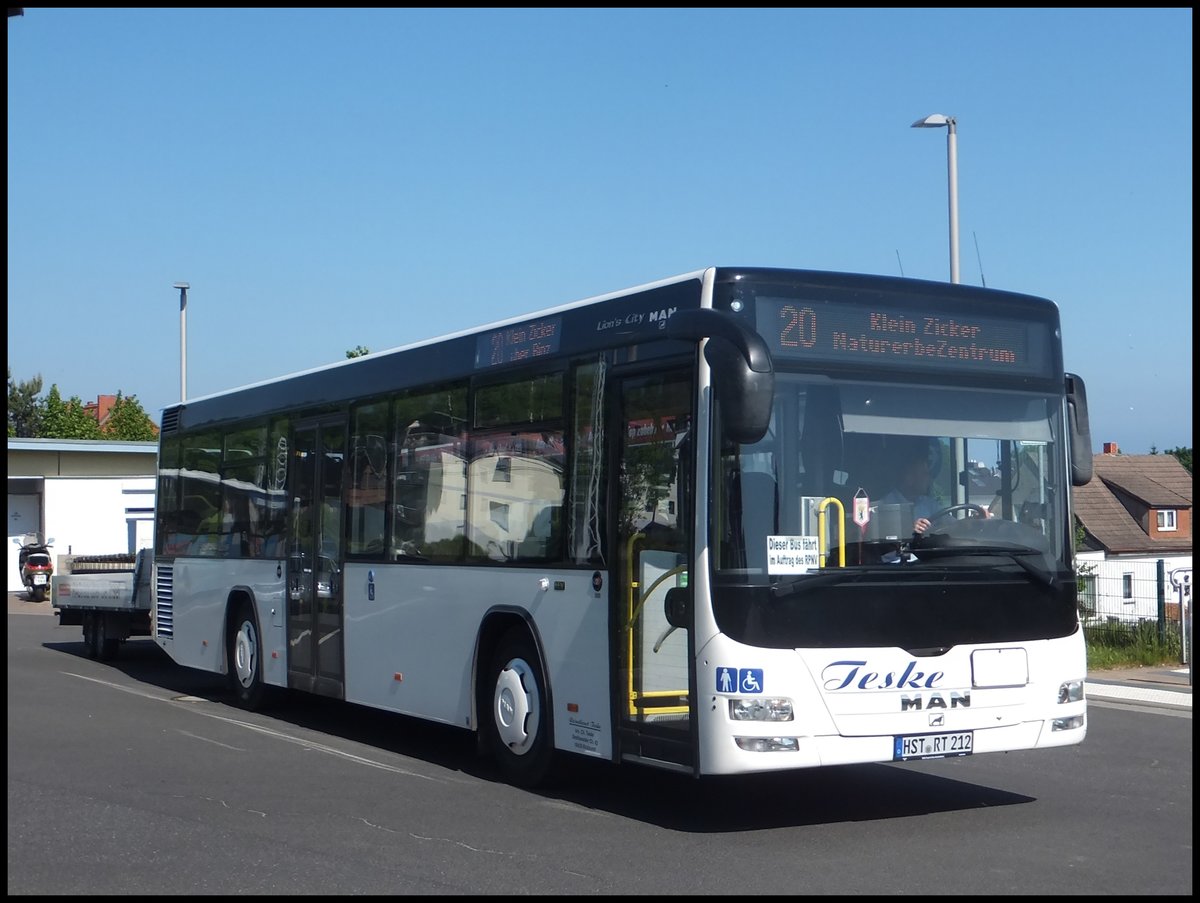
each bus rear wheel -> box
[227,603,267,710]
[486,627,554,787]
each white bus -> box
[152,266,1095,786]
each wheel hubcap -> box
[234,621,257,688]
[494,658,540,755]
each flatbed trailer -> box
[51,549,153,661]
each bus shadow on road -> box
[41,635,1034,832]
[43,635,235,699]
[289,706,1038,835]
[543,755,1035,832]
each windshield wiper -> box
[770,570,854,599]
[912,545,1058,586]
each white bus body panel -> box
[340,563,612,760]
[156,558,613,762]
[154,559,288,690]
[695,633,1087,776]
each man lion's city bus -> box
[152,267,1094,786]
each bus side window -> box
[469,373,566,564]
[467,430,565,563]
[348,402,389,557]
[392,384,469,562]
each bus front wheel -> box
[227,603,267,710]
[485,627,554,787]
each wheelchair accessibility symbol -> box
[716,667,764,695]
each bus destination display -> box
[475,316,563,369]
[755,296,1047,376]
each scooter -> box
[13,533,55,603]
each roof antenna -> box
[895,250,905,277]
[973,231,986,287]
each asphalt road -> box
[8,597,1193,895]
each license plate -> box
[33,575,47,585]
[893,730,973,760]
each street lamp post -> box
[911,113,959,284]
[174,282,189,401]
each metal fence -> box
[1079,560,1192,664]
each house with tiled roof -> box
[81,394,119,431]
[1073,443,1192,625]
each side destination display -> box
[475,316,563,368]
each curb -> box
[1085,681,1191,709]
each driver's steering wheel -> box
[927,503,988,527]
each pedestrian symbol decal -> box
[717,667,764,694]
[718,667,735,693]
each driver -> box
[880,438,939,534]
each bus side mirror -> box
[1066,372,1093,486]
[667,308,774,444]
[664,585,691,629]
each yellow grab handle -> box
[816,497,846,568]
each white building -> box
[6,438,157,592]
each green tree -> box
[102,393,158,440]
[7,369,43,437]
[40,385,101,439]
[6,375,158,439]
[346,345,371,358]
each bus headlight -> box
[1057,679,1084,704]
[728,697,794,721]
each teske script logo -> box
[821,660,971,711]
[821,659,947,691]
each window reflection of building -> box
[467,432,565,562]
[392,422,468,561]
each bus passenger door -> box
[612,370,695,772]
[287,418,347,698]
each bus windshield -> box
[717,374,1067,576]
[712,374,1075,648]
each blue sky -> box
[7,8,1192,453]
